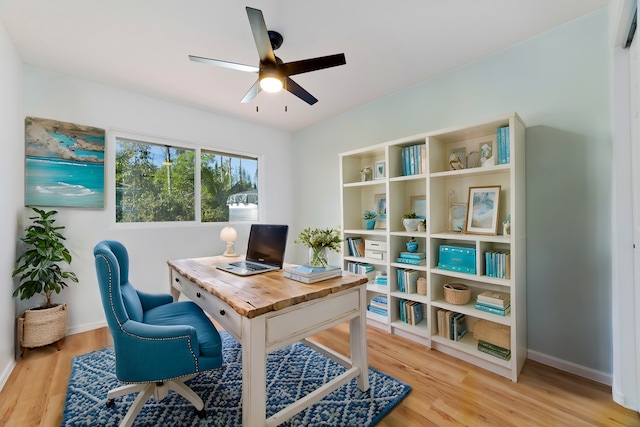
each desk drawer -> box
[266,288,361,346]
[172,271,241,339]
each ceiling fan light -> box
[260,76,283,93]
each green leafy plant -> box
[12,208,78,308]
[403,211,418,219]
[362,210,377,220]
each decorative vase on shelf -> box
[309,247,329,267]
[406,238,419,253]
[402,218,420,232]
[365,219,376,230]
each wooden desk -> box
[167,256,369,427]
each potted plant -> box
[295,226,343,267]
[362,210,377,230]
[12,207,78,356]
[402,211,421,231]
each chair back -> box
[94,240,144,331]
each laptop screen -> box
[245,224,289,267]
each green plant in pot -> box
[402,211,420,232]
[362,210,377,230]
[12,207,78,356]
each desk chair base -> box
[106,376,206,427]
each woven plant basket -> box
[18,304,67,349]
[443,283,471,305]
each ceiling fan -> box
[189,6,346,105]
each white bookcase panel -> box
[340,113,526,381]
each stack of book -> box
[284,265,342,284]
[474,290,511,316]
[345,236,365,257]
[496,126,510,165]
[396,268,419,293]
[477,340,511,360]
[399,299,423,325]
[395,251,426,266]
[436,309,467,341]
[401,144,426,176]
[484,250,511,279]
[368,295,388,317]
[346,262,375,281]
[373,273,387,285]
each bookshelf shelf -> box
[340,113,526,381]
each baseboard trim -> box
[527,349,612,386]
[66,320,107,336]
[0,358,16,393]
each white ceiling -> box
[0,0,607,133]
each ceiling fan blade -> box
[246,7,276,64]
[241,80,261,103]
[280,53,346,77]
[285,77,318,105]
[189,55,258,73]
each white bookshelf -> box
[339,113,526,381]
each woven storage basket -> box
[473,319,510,350]
[443,283,471,305]
[19,304,67,348]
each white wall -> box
[20,66,294,334]
[292,9,613,376]
[0,18,24,388]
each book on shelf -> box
[398,251,426,260]
[475,299,511,310]
[396,268,419,293]
[399,299,423,326]
[496,126,510,165]
[368,295,388,316]
[395,257,426,266]
[401,144,426,176]
[477,290,510,307]
[484,250,510,279]
[477,340,511,360]
[450,312,467,341]
[367,305,388,317]
[346,237,365,257]
[474,302,511,316]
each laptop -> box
[216,224,289,276]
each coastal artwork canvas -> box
[24,117,105,208]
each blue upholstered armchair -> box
[94,240,223,427]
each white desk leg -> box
[350,286,369,391]
[242,316,267,427]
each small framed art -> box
[448,203,467,233]
[465,186,501,235]
[375,193,387,228]
[374,161,385,180]
[410,195,426,219]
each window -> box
[201,150,258,222]
[115,136,259,223]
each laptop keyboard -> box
[230,261,269,272]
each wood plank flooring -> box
[0,323,638,427]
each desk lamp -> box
[220,226,238,257]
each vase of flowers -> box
[363,210,377,230]
[295,227,343,267]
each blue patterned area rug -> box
[62,331,410,426]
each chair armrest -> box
[114,320,204,382]
[136,290,173,311]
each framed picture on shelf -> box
[448,203,467,233]
[375,193,387,228]
[410,195,426,219]
[374,161,385,180]
[465,186,501,235]
[449,147,466,170]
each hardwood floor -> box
[1,323,638,427]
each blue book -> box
[474,302,511,316]
[399,252,426,259]
[396,257,426,266]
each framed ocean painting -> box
[24,117,105,208]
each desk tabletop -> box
[168,256,368,319]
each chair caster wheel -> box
[195,408,206,419]
[106,399,115,408]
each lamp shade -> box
[220,226,238,257]
[220,226,237,242]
